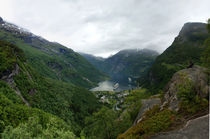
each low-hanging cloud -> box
[0,0,209,57]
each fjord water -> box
[90,80,135,92]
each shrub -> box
[2,117,75,139]
[177,73,209,114]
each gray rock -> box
[1,64,30,106]
[162,65,209,111]
[150,114,209,139]
[133,98,161,125]
[179,22,208,42]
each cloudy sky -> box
[0,0,209,57]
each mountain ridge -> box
[80,49,159,84]
[139,22,210,92]
[0,16,107,88]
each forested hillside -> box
[0,40,102,136]
[0,17,107,88]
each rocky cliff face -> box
[1,64,30,106]
[133,97,161,125]
[179,22,208,42]
[162,65,209,111]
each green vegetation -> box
[118,80,209,139]
[207,19,210,32]
[82,106,118,139]
[124,89,150,121]
[177,73,208,114]
[82,89,150,139]
[0,40,25,76]
[14,72,102,134]
[0,81,23,104]
[0,40,101,136]
[82,106,134,139]
[2,117,75,139]
[0,93,74,136]
[201,38,210,68]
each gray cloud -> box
[0,0,209,57]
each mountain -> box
[81,49,159,84]
[139,22,210,92]
[0,40,101,135]
[79,52,106,72]
[0,17,107,88]
[104,49,159,84]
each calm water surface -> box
[90,80,135,92]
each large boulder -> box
[161,65,209,111]
[151,114,209,139]
[133,97,161,125]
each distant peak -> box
[117,48,159,56]
[0,16,3,23]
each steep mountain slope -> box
[79,52,106,71]
[0,40,76,136]
[0,17,107,88]
[0,40,101,135]
[0,90,75,138]
[139,22,210,92]
[105,49,159,84]
[81,49,159,84]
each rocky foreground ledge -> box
[119,65,209,139]
[151,114,209,139]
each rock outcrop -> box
[133,98,161,125]
[161,65,209,111]
[151,114,209,139]
[120,65,209,139]
[179,23,208,42]
[1,64,30,106]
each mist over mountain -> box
[80,49,159,84]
